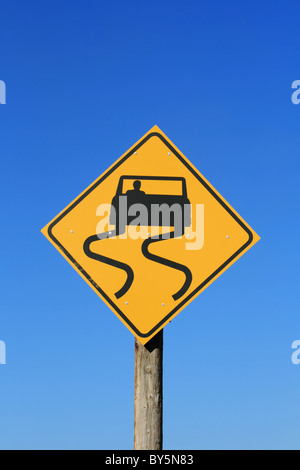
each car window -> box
[121,179,183,196]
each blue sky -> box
[0,0,299,450]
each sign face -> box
[42,126,260,345]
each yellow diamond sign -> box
[42,125,260,344]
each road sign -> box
[42,125,260,345]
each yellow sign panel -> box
[42,126,260,345]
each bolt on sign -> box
[42,126,260,345]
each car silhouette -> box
[110,176,191,235]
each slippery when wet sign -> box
[42,126,259,344]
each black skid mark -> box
[83,230,134,299]
[142,232,192,301]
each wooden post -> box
[134,331,163,450]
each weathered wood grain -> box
[134,331,163,450]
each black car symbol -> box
[110,176,191,234]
